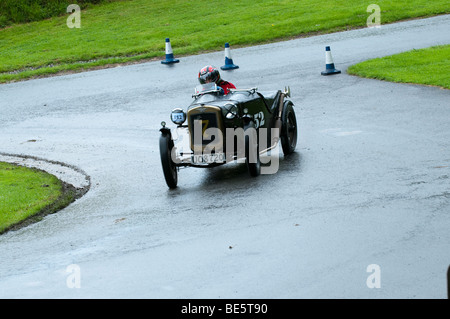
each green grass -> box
[0,0,449,83]
[0,0,112,28]
[0,162,64,233]
[348,45,450,89]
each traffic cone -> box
[321,46,340,75]
[161,38,179,64]
[220,43,239,70]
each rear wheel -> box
[159,133,178,188]
[280,102,297,155]
[244,121,261,177]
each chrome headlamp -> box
[225,103,238,119]
[171,108,186,125]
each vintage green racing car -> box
[159,83,298,188]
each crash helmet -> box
[198,65,221,84]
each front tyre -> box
[280,101,297,155]
[244,121,261,177]
[159,132,178,189]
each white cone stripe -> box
[325,51,333,65]
[224,47,233,59]
[165,42,173,54]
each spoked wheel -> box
[159,133,178,188]
[280,102,298,155]
[244,121,261,177]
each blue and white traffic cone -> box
[161,38,179,64]
[220,43,239,70]
[321,46,340,75]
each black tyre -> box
[159,133,178,188]
[280,101,297,155]
[244,121,261,177]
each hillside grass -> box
[0,0,114,28]
[348,45,450,89]
[0,0,449,83]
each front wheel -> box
[159,133,178,188]
[280,102,297,155]
[244,121,261,177]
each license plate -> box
[191,153,226,164]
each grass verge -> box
[0,162,78,234]
[348,44,450,89]
[0,0,449,83]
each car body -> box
[159,83,297,188]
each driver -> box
[198,65,236,95]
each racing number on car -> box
[253,112,265,129]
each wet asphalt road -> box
[0,15,449,298]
